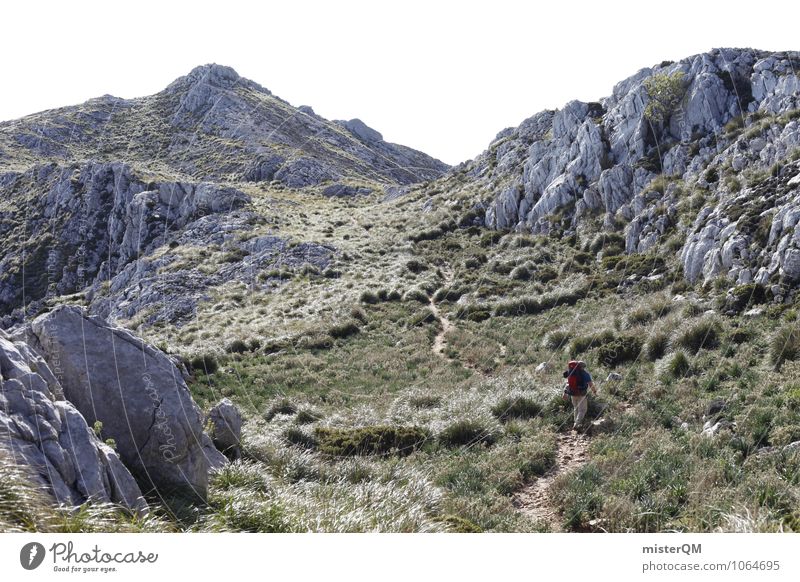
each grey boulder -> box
[27,306,212,501]
[0,330,147,514]
[207,398,243,459]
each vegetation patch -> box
[315,426,429,457]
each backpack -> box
[563,360,587,396]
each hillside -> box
[1,48,800,533]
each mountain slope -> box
[0,64,448,185]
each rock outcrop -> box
[21,306,222,501]
[470,48,800,293]
[1,329,147,514]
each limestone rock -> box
[28,306,211,501]
[0,329,147,514]
[207,398,243,459]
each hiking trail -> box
[430,268,455,360]
[513,430,591,531]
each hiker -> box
[562,360,597,430]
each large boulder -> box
[25,306,212,501]
[0,330,147,514]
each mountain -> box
[2,49,800,534]
[0,64,448,184]
[0,64,448,324]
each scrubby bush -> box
[770,325,800,370]
[550,463,604,530]
[645,332,670,361]
[510,264,532,281]
[283,427,318,449]
[439,419,496,447]
[568,330,616,357]
[491,396,542,422]
[409,394,442,408]
[295,409,322,424]
[432,286,465,303]
[725,283,767,313]
[264,399,298,421]
[315,426,429,457]
[405,259,428,274]
[676,318,721,353]
[403,287,430,303]
[597,335,643,367]
[543,330,570,351]
[295,332,333,350]
[626,306,653,326]
[329,320,360,339]
[190,353,219,374]
[360,290,380,304]
[536,266,559,284]
[728,327,755,345]
[226,339,249,354]
[667,351,691,378]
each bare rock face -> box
[474,48,800,293]
[26,306,214,502]
[0,329,147,514]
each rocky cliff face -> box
[467,48,800,292]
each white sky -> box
[2,0,799,165]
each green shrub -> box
[676,319,721,353]
[360,290,380,304]
[296,332,333,350]
[403,288,430,303]
[408,307,437,327]
[226,339,249,354]
[627,307,653,326]
[435,515,482,533]
[432,286,465,303]
[329,320,360,339]
[728,327,755,345]
[491,396,542,422]
[770,325,800,370]
[568,330,616,357]
[543,330,571,351]
[480,231,505,247]
[189,353,219,374]
[264,399,297,421]
[645,332,670,361]
[667,351,691,378]
[439,419,496,447]
[295,409,322,424]
[283,427,318,449]
[510,264,532,281]
[406,259,428,274]
[551,463,604,530]
[409,394,442,408]
[597,335,643,367]
[725,283,767,313]
[315,426,429,457]
[536,266,559,283]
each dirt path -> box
[430,267,455,360]
[513,430,591,531]
[430,298,453,358]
